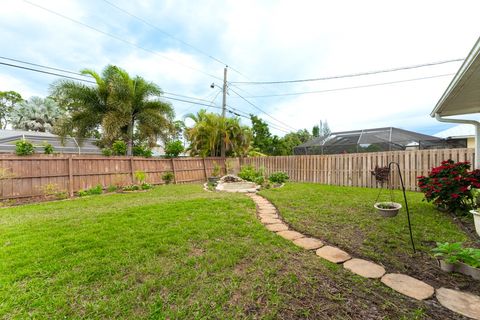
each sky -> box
[1,0,480,136]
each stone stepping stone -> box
[436,287,480,319]
[265,223,288,232]
[316,246,351,263]
[293,237,324,250]
[380,273,434,301]
[258,209,277,215]
[276,230,305,240]
[261,217,283,225]
[343,258,385,279]
[258,213,278,219]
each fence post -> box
[171,158,177,184]
[130,157,135,184]
[68,156,73,197]
[202,158,207,181]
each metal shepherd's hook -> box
[388,161,416,254]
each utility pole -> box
[220,66,228,158]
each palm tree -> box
[51,65,174,155]
[11,96,64,132]
[184,109,252,157]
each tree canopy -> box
[11,96,64,133]
[51,65,174,155]
[0,91,23,129]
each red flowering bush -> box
[417,159,480,214]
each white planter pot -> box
[469,210,480,237]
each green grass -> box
[260,183,472,273]
[0,184,462,319]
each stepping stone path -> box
[436,288,480,319]
[316,245,351,263]
[247,193,480,318]
[381,273,434,301]
[293,237,323,250]
[277,230,304,241]
[343,258,386,279]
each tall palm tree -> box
[184,109,252,157]
[51,65,174,155]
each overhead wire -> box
[230,58,464,85]
[23,0,223,82]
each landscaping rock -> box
[265,223,288,232]
[315,246,351,263]
[276,230,304,240]
[436,287,480,319]
[293,237,324,250]
[261,217,283,225]
[380,273,434,300]
[258,213,278,219]
[343,258,386,279]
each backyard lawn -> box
[0,184,473,319]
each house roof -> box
[431,37,480,117]
[0,129,101,154]
[434,124,475,139]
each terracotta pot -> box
[374,202,401,217]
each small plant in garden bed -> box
[162,171,174,184]
[134,170,147,184]
[417,159,480,215]
[433,242,480,279]
[78,184,103,197]
[269,171,289,185]
[238,165,265,185]
[140,182,153,190]
[106,185,118,193]
[40,183,68,200]
[122,184,140,192]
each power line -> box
[0,56,90,78]
[230,58,464,85]
[228,86,298,131]
[23,0,223,82]
[235,73,456,98]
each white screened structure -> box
[294,127,457,155]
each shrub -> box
[106,185,117,193]
[40,183,67,199]
[102,148,113,156]
[43,143,54,155]
[164,140,184,158]
[134,170,147,184]
[212,162,221,177]
[123,184,140,191]
[433,242,480,268]
[141,182,153,190]
[112,140,127,156]
[269,171,289,184]
[238,165,264,185]
[162,171,174,184]
[133,145,153,158]
[417,159,480,214]
[78,184,103,196]
[15,140,35,156]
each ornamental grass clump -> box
[417,159,480,214]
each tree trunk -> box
[127,119,134,156]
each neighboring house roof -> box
[0,129,101,154]
[434,124,475,139]
[431,37,480,117]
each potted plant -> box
[208,162,221,184]
[374,202,401,217]
[433,242,480,279]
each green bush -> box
[133,145,153,158]
[106,185,117,193]
[78,184,103,196]
[43,143,54,155]
[164,140,184,158]
[112,140,127,156]
[238,165,264,185]
[162,171,174,184]
[123,184,140,191]
[433,242,480,267]
[141,182,153,190]
[212,162,221,177]
[269,171,289,184]
[15,140,35,156]
[102,148,113,156]
[134,170,147,184]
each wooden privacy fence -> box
[0,148,475,200]
[242,148,476,191]
[0,156,230,200]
